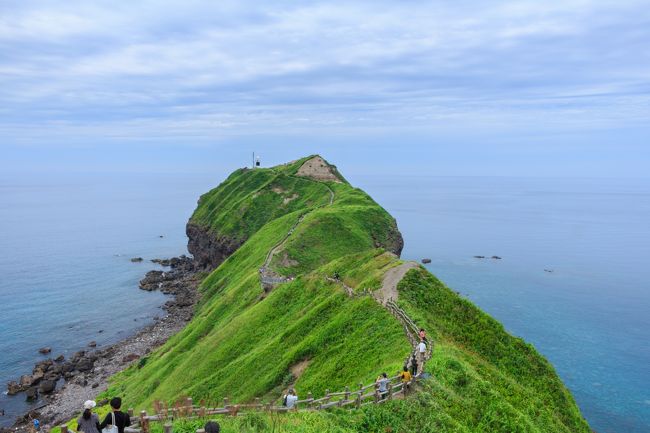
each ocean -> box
[1,171,648,433]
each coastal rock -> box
[139,270,168,291]
[38,347,51,354]
[473,255,485,259]
[76,359,94,372]
[39,380,56,394]
[186,223,242,269]
[121,354,140,363]
[30,372,44,385]
[491,256,502,260]
[130,257,144,263]
[88,341,97,348]
[54,354,65,362]
[25,387,38,401]
[7,381,24,395]
[421,258,431,264]
[19,375,33,387]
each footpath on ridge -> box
[113,173,432,433]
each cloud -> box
[0,0,648,146]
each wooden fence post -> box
[307,392,313,408]
[186,397,193,415]
[199,406,206,417]
[223,397,229,409]
[60,426,68,433]
[356,392,362,409]
[128,408,134,417]
[163,423,172,433]
[344,386,350,401]
[255,397,261,409]
[140,411,149,433]
[388,383,393,400]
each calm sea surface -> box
[1,172,648,433]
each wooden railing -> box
[60,260,431,433]
[124,373,417,433]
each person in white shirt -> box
[284,389,298,409]
[417,340,426,375]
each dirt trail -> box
[376,262,420,305]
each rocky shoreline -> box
[3,256,203,433]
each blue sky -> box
[1,0,648,176]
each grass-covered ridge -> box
[101,156,589,432]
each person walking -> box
[99,397,131,433]
[76,401,101,433]
[283,389,298,409]
[376,373,390,400]
[419,328,426,341]
[417,340,427,375]
[399,367,413,394]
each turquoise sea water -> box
[0,172,648,433]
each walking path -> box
[259,176,334,289]
[375,261,420,305]
[86,170,432,433]
[82,268,431,433]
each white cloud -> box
[0,0,648,145]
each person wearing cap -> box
[283,388,298,409]
[76,400,101,433]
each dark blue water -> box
[1,172,648,433]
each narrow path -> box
[131,268,432,431]
[259,178,334,289]
[375,261,420,305]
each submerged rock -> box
[131,257,144,263]
[38,347,51,355]
[421,258,432,264]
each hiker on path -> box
[76,400,101,433]
[409,353,418,377]
[399,367,413,394]
[419,328,426,341]
[283,389,298,409]
[416,340,427,374]
[99,397,131,433]
[376,373,390,400]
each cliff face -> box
[186,222,242,269]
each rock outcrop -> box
[186,223,242,269]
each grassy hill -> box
[101,156,589,432]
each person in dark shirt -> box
[99,397,131,433]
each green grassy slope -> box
[100,156,589,433]
[106,156,407,407]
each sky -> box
[1,0,649,177]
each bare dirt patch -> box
[283,193,299,204]
[296,156,341,182]
[278,251,299,268]
[290,359,310,379]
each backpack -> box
[282,395,288,407]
